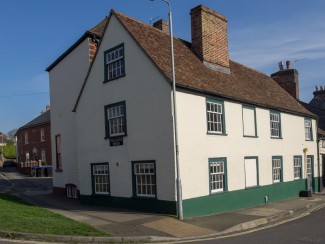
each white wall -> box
[49,39,90,190]
[176,91,318,199]
[75,15,176,201]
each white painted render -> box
[49,38,90,190]
[75,15,176,201]
[176,91,318,200]
[318,139,324,180]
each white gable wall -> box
[176,91,318,200]
[75,15,176,201]
[49,39,90,191]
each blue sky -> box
[0,0,324,134]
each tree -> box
[7,128,18,141]
[3,140,16,159]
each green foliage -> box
[7,129,18,141]
[3,143,16,159]
[0,194,108,236]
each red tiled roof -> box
[88,17,108,36]
[112,10,314,117]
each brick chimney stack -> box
[309,86,325,110]
[153,19,169,35]
[190,5,230,74]
[271,60,299,100]
[89,37,99,64]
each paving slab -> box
[144,217,216,238]
[184,212,262,232]
[236,207,284,217]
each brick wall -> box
[16,123,52,165]
[190,5,229,69]
[153,19,169,35]
[89,38,99,63]
[271,69,299,100]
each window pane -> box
[134,162,156,197]
[93,164,109,194]
[105,45,125,80]
[207,101,224,133]
[210,160,225,193]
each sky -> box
[0,0,324,134]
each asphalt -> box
[1,171,325,243]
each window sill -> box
[245,185,260,190]
[270,137,283,139]
[55,169,63,172]
[243,135,258,138]
[209,190,228,196]
[272,181,283,184]
[103,74,126,84]
[132,195,158,200]
[305,139,314,142]
[104,135,127,140]
[207,132,228,136]
[92,193,110,196]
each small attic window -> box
[104,43,125,82]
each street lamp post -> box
[150,0,183,220]
[0,133,4,163]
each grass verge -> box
[0,193,109,236]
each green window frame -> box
[132,161,157,198]
[293,156,302,180]
[91,162,110,195]
[272,156,283,183]
[206,98,226,135]
[304,118,313,141]
[242,105,257,137]
[104,43,125,82]
[104,101,127,139]
[270,111,282,138]
[209,158,228,194]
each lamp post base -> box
[299,190,312,197]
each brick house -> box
[16,106,52,172]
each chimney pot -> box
[153,19,169,35]
[278,61,284,71]
[316,86,318,91]
[46,104,51,111]
[286,60,291,70]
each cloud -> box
[229,14,325,70]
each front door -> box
[322,155,325,188]
[307,156,314,192]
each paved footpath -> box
[1,171,325,243]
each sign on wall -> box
[110,137,123,146]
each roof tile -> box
[113,10,313,117]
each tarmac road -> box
[169,206,325,244]
[0,166,52,195]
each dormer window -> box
[104,43,125,82]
